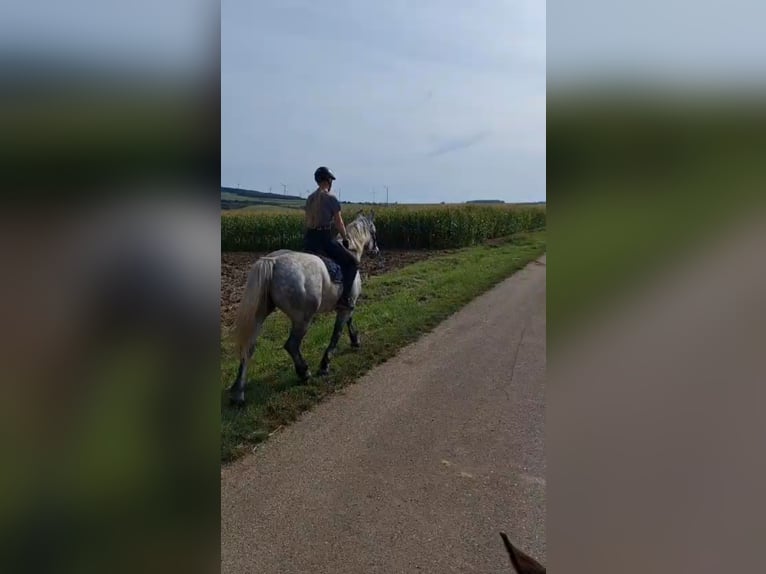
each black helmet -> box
[314,166,336,184]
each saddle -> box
[316,254,343,284]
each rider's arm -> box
[333,210,348,241]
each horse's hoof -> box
[318,366,330,377]
[229,395,246,408]
[297,368,311,381]
[350,339,361,348]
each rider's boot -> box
[336,273,356,311]
[336,291,354,311]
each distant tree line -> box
[466,199,505,204]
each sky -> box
[221,0,546,204]
[547,0,766,88]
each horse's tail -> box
[234,257,276,358]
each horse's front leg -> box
[347,314,360,348]
[319,310,351,376]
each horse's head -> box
[350,211,379,257]
[364,211,380,256]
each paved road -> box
[221,255,546,573]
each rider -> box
[303,166,359,310]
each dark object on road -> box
[500,532,546,574]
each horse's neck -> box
[347,226,367,262]
[348,242,364,263]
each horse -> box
[228,212,379,406]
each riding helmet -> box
[314,166,336,184]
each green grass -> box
[220,231,546,463]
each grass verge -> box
[220,231,546,463]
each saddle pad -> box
[317,255,343,284]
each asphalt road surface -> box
[221,255,546,573]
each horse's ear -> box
[369,210,375,221]
[353,209,363,220]
[500,533,546,574]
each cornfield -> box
[221,205,545,252]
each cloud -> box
[427,131,491,157]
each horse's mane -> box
[344,215,371,257]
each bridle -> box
[369,228,378,252]
[364,218,379,254]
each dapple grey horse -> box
[229,212,379,406]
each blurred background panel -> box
[0,1,220,573]
[548,0,766,572]
[0,0,219,196]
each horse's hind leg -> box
[284,319,311,381]
[229,343,255,406]
[229,310,270,406]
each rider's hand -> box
[342,238,350,249]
